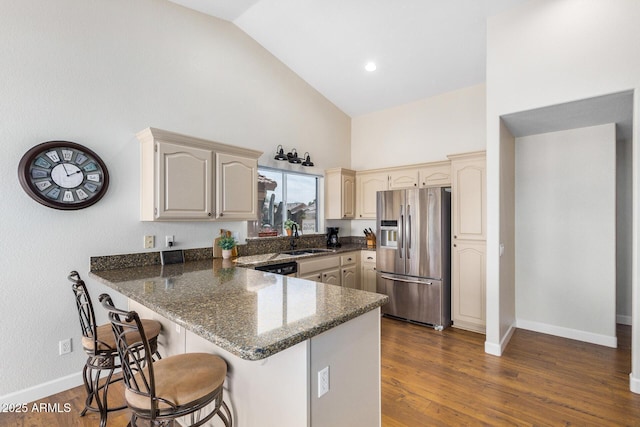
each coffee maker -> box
[327,227,341,248]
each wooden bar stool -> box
[99,293,233,427]
[68,271,162,427]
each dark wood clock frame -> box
[18,141,110,210]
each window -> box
[252,167,320,236]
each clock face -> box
[18,141,109,210]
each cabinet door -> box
[361,263,377,293]
[452,240,486,333]
[157,142,213,220]
[216,152,258,220]
[418,162,451,187]
[388,168,418,190]
[341,266,358,289]
[322,268,341,286]
[325,168,355,219]
[356,172,388,219]
[451,156,486,240]
[299,272,323,282]
[342,173,356,218]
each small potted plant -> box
[284,219,299,236]
[217,235,237,259]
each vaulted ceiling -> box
[169,0,529,117]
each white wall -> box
[348,83,487,236]
[351,84,486,170]
[515,124,617,345]
[0,0,350,399]
[486,0,640,390]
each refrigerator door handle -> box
[380,274,433,285]
[406,204,412,258]
[398,205,404,259]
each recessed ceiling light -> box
[365,62,377,72]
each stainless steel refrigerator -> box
[376,187,451,330]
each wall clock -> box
[18,141,109,210]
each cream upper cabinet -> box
[449,152,486,241]
[137,127,261,221]
[418,161,451,187]
[388,168,419,189]
[325,168,356,219]
[356,171,388,219]
[216,152,258,220]
[153,141,213,220]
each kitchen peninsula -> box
[89,257,387,427]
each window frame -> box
[252,166,323,237]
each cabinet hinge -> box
[154,144,158,153]
[154,207,158,216]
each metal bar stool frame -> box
[100,293,232,427]
[68,271,161,427]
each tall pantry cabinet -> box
[448,151,486,333]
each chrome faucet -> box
[290,223,299,250]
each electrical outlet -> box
[144,235,155,249]
[165,235,174,247]
[318,366,329,397]
[59,338,72,355]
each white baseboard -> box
[0,371,83,406]
[516,319,617,348]
[630,373,640,395]
[617,314,632,325]
[484,322,516,356]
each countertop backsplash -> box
[91,235,370,271]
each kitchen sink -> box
[279,248,336,256]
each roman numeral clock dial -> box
[18,141,109,210]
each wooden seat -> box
[100,293,232,427]
[68,271,162,427]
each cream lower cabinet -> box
[340,252,360,289]
[137,127,261,221]
[298,256,341,285]
[451,240,486,333]
[361,251,377,293]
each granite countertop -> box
[234,244,374,268]
[89,259,387,361]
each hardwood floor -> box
[381,318,640,426]
[2,319,639,426]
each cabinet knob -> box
[367,256,373,260]
[347,258,352,261]
[374,267,376,271]
[453,244,457,247]
[414,183,417,187]
[220,212,223,217]
[208,212,212,217]
[454,235,457,239]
